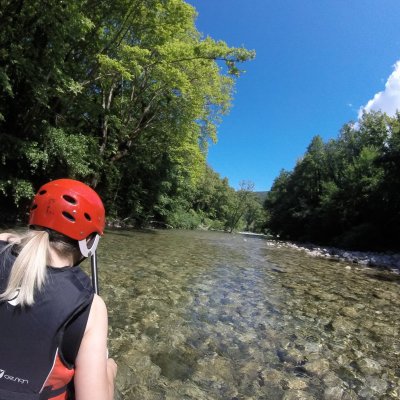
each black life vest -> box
[0,241,94,400]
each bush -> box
[166,208,202,229]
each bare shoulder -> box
[85,294,108,332]
[92,293,107,311]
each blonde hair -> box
[0,229,81,307]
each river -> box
[92,229,400,400]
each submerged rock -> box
[358,376,388,398]
[323,386,344,400]
[286,377,308,390]
[304,359,330,377]
[356,358,382,375]
[331,316,356,334]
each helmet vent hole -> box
[63,195,77,204]
[84,213,91,221]
[62,211,75,222]
[39,190,47,195]
[31,204,37,210]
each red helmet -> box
[29,179,105,241]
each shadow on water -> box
[151,350,197,381]
[96,230,400,400]
[366,272,400,284]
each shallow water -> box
[90,229,400,400]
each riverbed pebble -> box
[340,306,358,318]
[358,377,388,398]
[323,386,344,400]
[304,359,330,377]
[322,372,343,387]
[303,342,322,354]
[332,316,356,334]
[356,358,382,375]
[287,377,309,390]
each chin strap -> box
[78,234,100,257]
[78,235,101,295]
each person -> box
[0,179,117,400]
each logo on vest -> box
[0,368,29,384]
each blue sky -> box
[187,0,400,191]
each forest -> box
[1,1,399,251]
[265,111,400,251]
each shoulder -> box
[91,294,107,317]
[49,266,94,303]
[69,266,94,294]
[40,267,94,318]
[86,294,108,333]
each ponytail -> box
[0,230,50,307]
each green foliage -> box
[265,111,400,250]
[44,127,98,178]
[166,208,202,229]
[243,194,266,232]
[0,179,34,207]
[0,0,254,228]
[223,181,263,233]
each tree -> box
[0,0,255,224]
[264,169,297,239]
[225,181,256,233]
[242,194,265,232]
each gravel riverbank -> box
[265,239,400,272]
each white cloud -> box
[358,60,400,118]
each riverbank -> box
[263,239,400,272]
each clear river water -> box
[90,229,400,400]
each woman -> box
[0,179,117,400]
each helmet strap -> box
[78,234,100,257]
